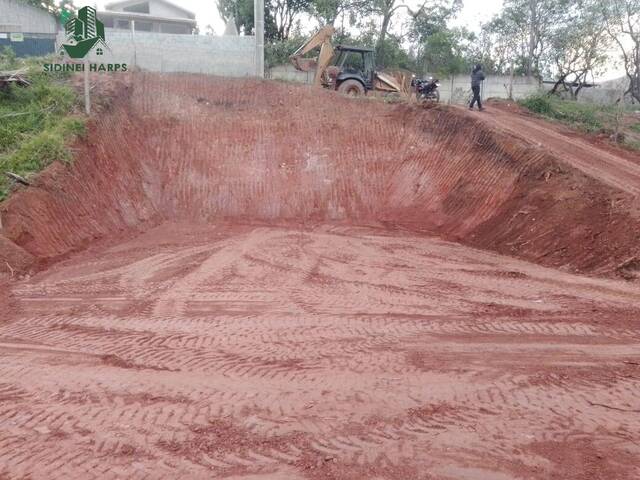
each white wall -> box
[267,65,541,103]
[575,77,638,106]
[435,74,540,104]
[0,0,57,34]
[267,64,312,83]
[57,30,256,77]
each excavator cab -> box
[329,46,375,93]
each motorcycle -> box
[411,76,440,103]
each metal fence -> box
[0,34,56,57]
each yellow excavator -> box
[290,26,407,97]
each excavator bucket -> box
[374,72,403,92]
[290,57,317,72]
[377,70,413,96]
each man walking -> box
[469,64,485,111]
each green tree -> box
[264,34,305,67]
[217,0,308,40]
[480,13,528,75]
[408,0,464,75]
[269,0,311,40]
[482,0,566,78]
[308,0,350,26]
[545,0,610,98]
[419,28,473,76]
[602,0,640,103]
[356,20,418,70]
[217,0,255,35]
[20,0,75,15]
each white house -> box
[98,0,196,34]
[0,0,57,56]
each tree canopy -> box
[218,0,624,98]
[20,0,75,16]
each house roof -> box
[104,0,196,19]
[97,10,197,26]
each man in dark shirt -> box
[470,64,485,111]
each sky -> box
[92,0,505,36]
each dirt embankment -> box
[0,73,639,278]
[1,74,639,480]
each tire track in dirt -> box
[3,75,640,278]
[1,75,639,478]
[2,225,639,479]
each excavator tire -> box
[338,79,366,97]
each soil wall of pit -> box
[1,73,639,277]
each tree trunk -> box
[508,63,514,100]
[574,71,588,99]
[549,74,568,95]
[527,0,537,76]
[631,72,640,104]
[375,12,392,68]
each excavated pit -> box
[1,74,640,480]
[1,73,639,276]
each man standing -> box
[469,64,485,111]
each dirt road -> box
[1,76,639,479]
[465,103,640,196]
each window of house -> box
[123,2,149,13]
[135,21,153,31]
[160,23,189,34]
[115,20,130,30]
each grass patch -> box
[519,93,616,134]
[0,49,83,201]
[625,139,640,151]
[630,122,640,133]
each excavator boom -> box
[290,26,336,85]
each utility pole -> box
[527,0,537,77]
[84,58,91,115]
[254,0,264,78]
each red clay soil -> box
[0,74,639,479]
[1,75,639,277]
[471,100,640,193]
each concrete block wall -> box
[435,74,541,104]
[577,87,623,105]
[576,78,638,106]
[266,65,541,104]
[267,64,313,83]
[57,30,256,77]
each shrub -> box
[57,116,86,138]
[519,93,615,133]
[4,130,70,172]
[519,94,553,115]
[626,139,640,151]
[0,46,17,70]
[265,36,305,69]
[0,56,82,201]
